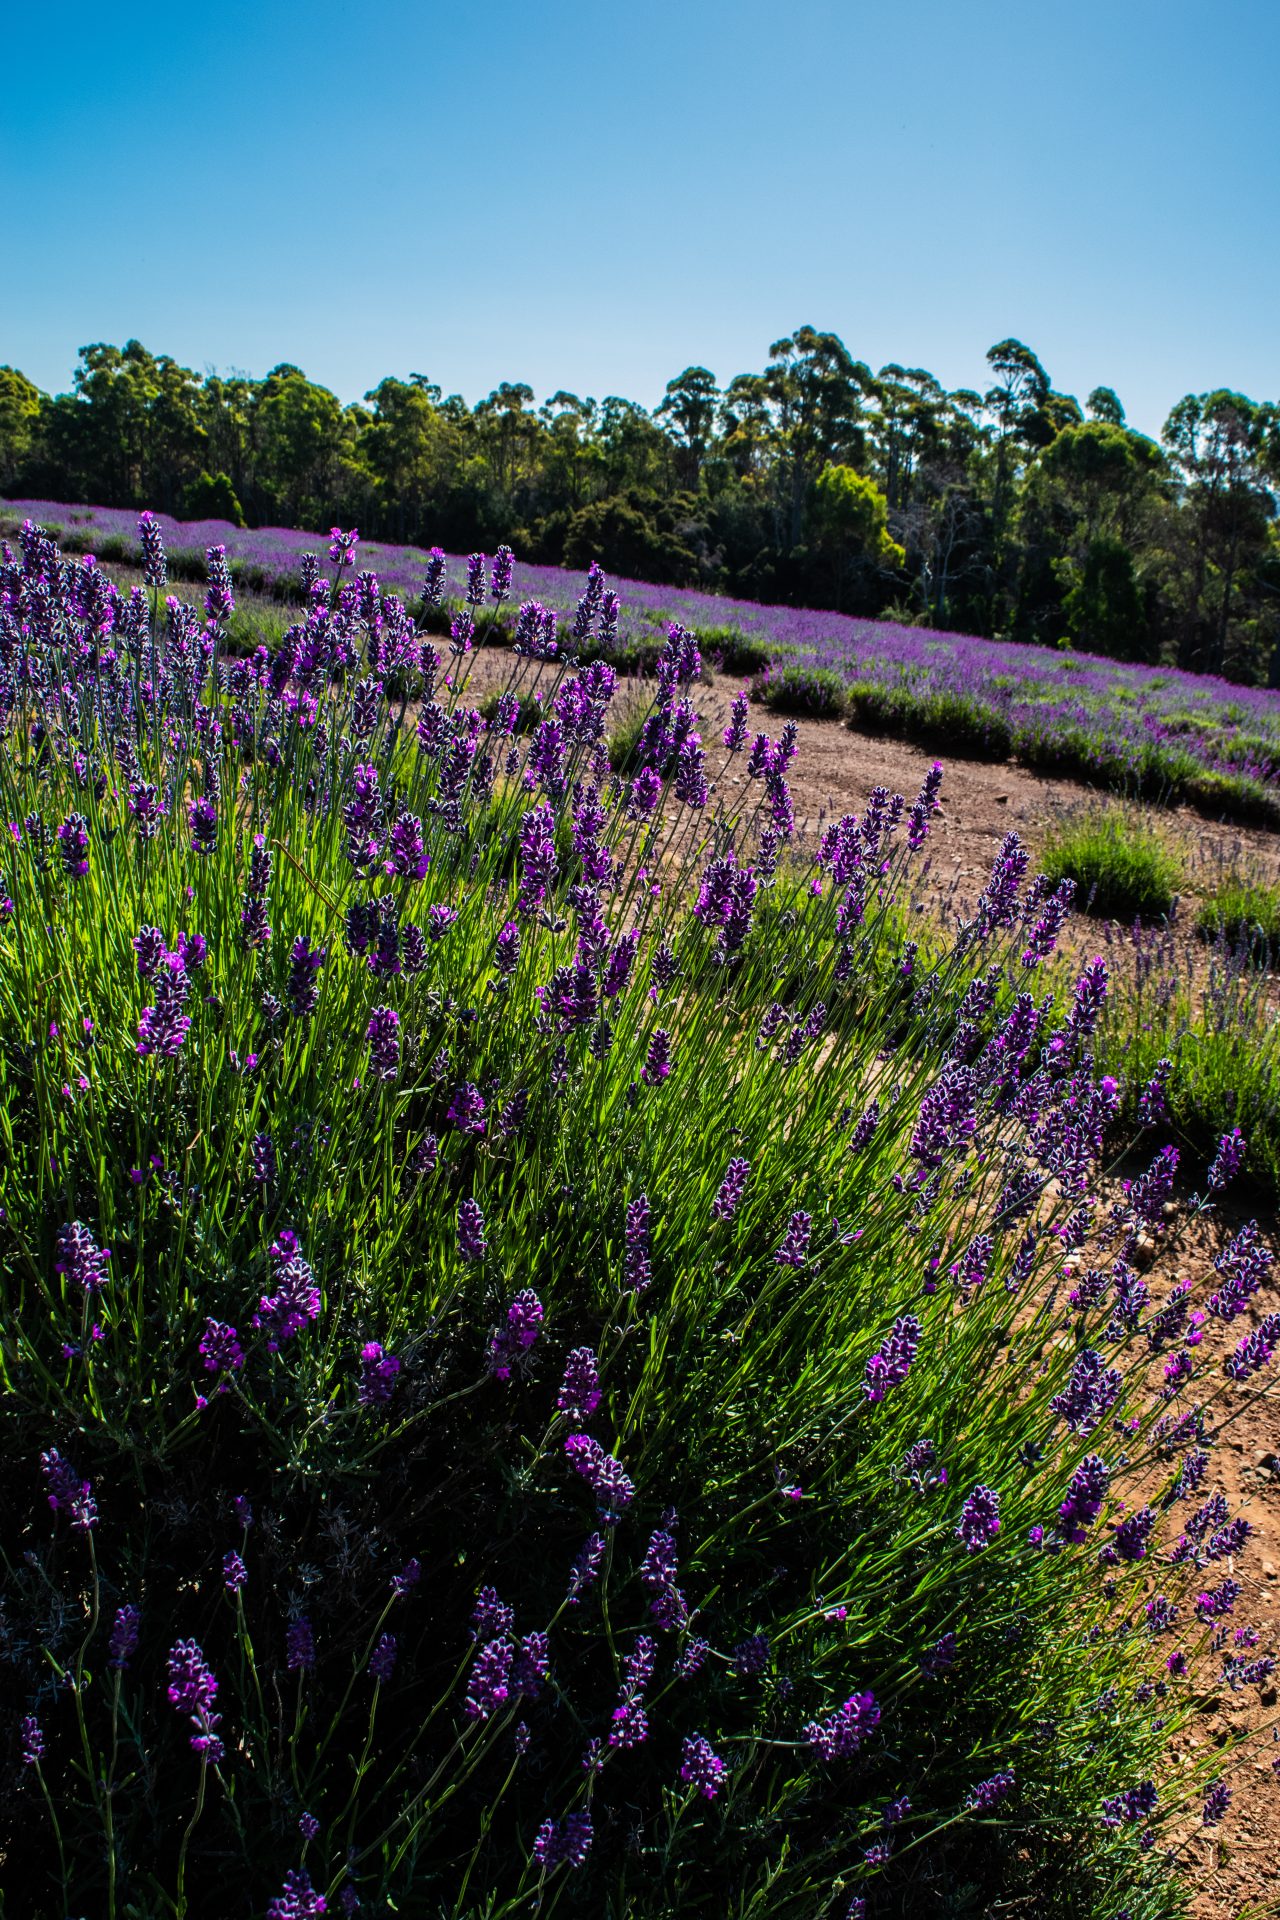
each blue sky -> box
[2,0,1275,437]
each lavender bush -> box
[0,519,1272,1918]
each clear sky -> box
[2,0,1275,438]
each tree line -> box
[1,329,1277,681]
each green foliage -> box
[182,468,245,525]
[1195,877,1280,963]
[846,681,1014,759]
[1041,807,1183,920]
[1096,937,1280,1200]
[698,627,776,675]
[754,664,848,717]
[1060,534,1146,658]
[812,465,904,569]
[606,685,656,770]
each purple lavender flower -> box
[624,1193,651,1294]
[250,1131,276,1189]
[127,779,167,839]
[298,1812,320,1843]
[558,1348,602,1420]
[517,801,559,914]
[965,1769,1016,1812]
[392,1558,421,1596]
[680,1733,728,1800]
[1207,1221,1273,1319]
[54,1220,111,1294]
[627,767,662,817]
[470,1582,514,1643]
[199,1318,244,1374]
[358,1341,401,1408]
[1225,1312,1280,1381]
[223,1550,248,1592]
[1196,1579,1241,1621]
[723,692,750,751]
[465,1636,513,1719]
[137,962,191,1060]
[567,1532,606,1604]
[641,1028,672,1085]
[609,1634,656,1748]
[365,1006,400,1082]
[533,1808,593,1871]
[422,547,447,606]
[863,1315,920,1403]
[368,1633,398,1683]
[57,811,90,877]
[711,1157,750,1222]
[446,1081,487,1135]
[494,920,521,978]
[387,812,428,881]
[564,1434,634,1521]
[1205,1128,1246,1194]
[1058,1453,1110,1542]
[1125,1145,1179,1228]
[40,1448,97,1530]
[1202,1779,1231,1825]
[1050,1348,1123,1435]
[287,936,326,1020]
[920,1630,957,1676]
[1111,1507,1156,1562]
[286,1616,315,1672]
[267,1869,328,1919]
[773,1210,812,1268]
[457,1197,487,1263]
[108,1604,141,1669]
[489,1290,544,1379]
[1138,1058,1172,1126]
[133,924,168,978]
[512,1631,550,1699]
[187,795,217,857]
[804,1690,881,1760]
[17,1712,46,1769]
[167,1640,223,1762]
[138,510,167,588]
[252,1229,320,1350]
[956,1484,1001,1553]
[204,544,234,623]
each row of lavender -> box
[7,498,1280,817]
[0,512,1273,1918]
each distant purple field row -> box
[6,498,1280,813]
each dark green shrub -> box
[847,682,1014,759]
[1041,807,1183,920]
[754,664,847,718]
[182,469,245,525]
[1182,768,1280,829]
[700,626,775,675]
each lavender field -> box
[8,498,1280,825]
[4,511,1274,1917]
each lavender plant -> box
[0,519,1272,1919]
